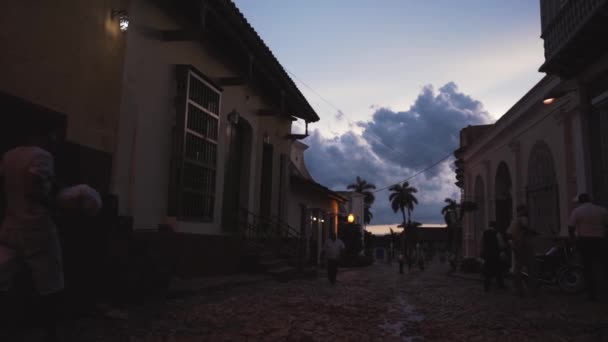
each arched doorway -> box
[527,141,560,236]
[222,115,253,231]
[473,175,486,254]
[495,162,513,234]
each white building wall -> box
[113,0,291,233]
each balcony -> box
[540,0,608,77]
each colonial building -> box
[538,0,608,207]
[288,141,346,266]
[456,0,608,257]
[0,0,320,275]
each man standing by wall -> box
[568,193,608,301]
[506,205,539,297]
[480,221,506,292]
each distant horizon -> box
[366,223,447,236]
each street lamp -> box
[347,213,355,223]
[542,89,577,105]
[111,10,129,32]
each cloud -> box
[359,82,490,177]
[303,82,491,224]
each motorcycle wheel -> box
[557,266,585,294]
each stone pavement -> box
[403,265,608,341]
[31,262,608,341]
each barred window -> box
[178,70,221,221]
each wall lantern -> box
[542,89,576,105]
[112,10,129,32]
[347,213,355,223]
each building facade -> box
[456,0,608,257]
[0,0,321,275]
[288,141,345,266]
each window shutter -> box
[169,66,221,221]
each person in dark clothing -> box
[481,221,506,292]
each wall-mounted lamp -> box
[542,89,577,105]
[111,10,129,32]
[347,213,355,223]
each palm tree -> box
[347,176,376,207]
[441,198,460,225]
[441,198,459,215]
[388,181,418,225]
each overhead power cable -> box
[285,68,399,154]
[284,68,457,197]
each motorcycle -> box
[521,240,585,294]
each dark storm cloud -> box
[359,82,490,177]
[303,83,491,224]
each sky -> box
[234,1,546,225]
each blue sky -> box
[234,1,546,225]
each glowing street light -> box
[542,97,556,105]
[542,89,576,105]
[347,213,355,223]
[112,10,129,32]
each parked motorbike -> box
[521,240,584,294]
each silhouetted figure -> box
[568,193,608,301]
[411,242,423,271]
[323,231,345,285]
[480,221,506,292]
[507,205,539,297]
[0,126,62,341]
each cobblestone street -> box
[55,262,608,341]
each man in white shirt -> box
[568,193,608,300]
[323,231,345,285]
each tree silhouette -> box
[388,181,418,225]
[348,176,376,224]
[347,176,376,206]
[441,198,461,225]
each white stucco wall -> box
[113,0,293,233]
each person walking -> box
[480,221,506,292]
[323,231,345,285]
[0,126,63,341]
[506,205,539,297]
[568,193,608,301]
